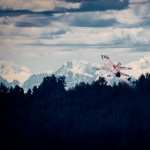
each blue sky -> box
[0,0,150,82]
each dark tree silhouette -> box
[1,74,150,149]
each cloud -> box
[0,61,31,82]
[79,0,129,11]
[55,0,129,12]
[32,26,150,47]
[0,8,145,29]
[63,12,117,27]
[15,15,51,27]
[130,0,150,17]
[0,0,129,12]
[0,0,149,76]
[0,5,149,49]
[127,55,150,78]
[58,9,143,28]
[0,0,55,11]
[0,0,80,12]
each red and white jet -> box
[96,55,132,78]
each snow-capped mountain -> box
[23,73,50,91]
[1,56,150,91]
[23,61,98,90]
[9,80,20,88]
[23,61,133,91]
[54,60,136,88]
[0,75,20,88]
[55,61,98,88]
[0,75,10,87]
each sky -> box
[0,0,150,82]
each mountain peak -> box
[23,73,51,91]
[21,60,137,91]
[0,58,143,91]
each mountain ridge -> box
[2,56,150,90]
[22,60,134,91]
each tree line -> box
[1,74,150,149]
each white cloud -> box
[0,0,55,11]
[0,4,149,47]
[0,61,32,83]
[34,26,150,46]
[0,0,80,11]
[54,0,80,10]
[127,55,150,78]
[0,1,150,75]
[1,17,150,50]
[114,9,143,24]
[130,0,150,18]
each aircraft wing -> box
[119,66,132,70]
[94,66,110,71]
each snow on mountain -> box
[23,61,98,91]
[23,73,50,91]
[2,56,150,91]
[10,80,20,88]
[0,75,20,88]
[23,60,134,91]
[55,61,98,88]
[0,75,10,87]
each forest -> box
[1,74,150,149]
